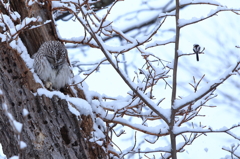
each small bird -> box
[193,44,201,61]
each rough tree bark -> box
[0,1,106,159]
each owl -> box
[33,41,72,90]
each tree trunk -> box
[0,1,106,158]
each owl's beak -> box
[52,65,58,69]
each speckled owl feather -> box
[33,41,72,90]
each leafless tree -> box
[0,0,239,159]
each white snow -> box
[22,109,29,117]
[35,88,92,116]
[146,36,175,49]
[13,120,23,133]
[19,141,27,149]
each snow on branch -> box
[180,0,222,6]
[178,6,240,27]
[47,0,240,158]
[35,88,93,116]
[174,123,240,136]
[146,36,175,49]
[120,142,172,158]
[173,61,240,110]
[222,144,240,158]
[102,114,169,136]
[0,12,42,42]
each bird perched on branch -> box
[33,41,72,90]
[193,44,201,61]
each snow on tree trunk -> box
[0,1,106,158]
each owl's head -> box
[42,41,67,70]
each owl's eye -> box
[57,59,65,66]
[46,55,54,63]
